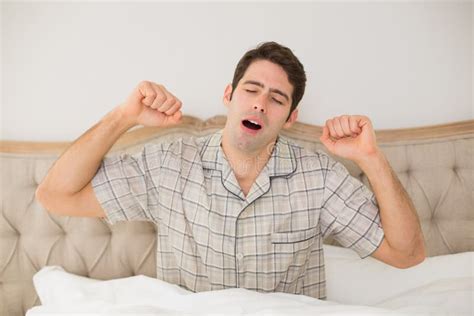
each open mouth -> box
[242,119,262,130]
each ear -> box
[283,109,299,129]
[223,84,233,107]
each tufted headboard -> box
[1,115,473,316]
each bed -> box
[1,115,473,315]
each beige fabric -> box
[1,117,473,315]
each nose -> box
[253,104,266,113]
[253,96,267,113]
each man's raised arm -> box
[319,115,425,268]
[35,81,182,217]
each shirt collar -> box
[201,129,297,178]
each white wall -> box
[1,1,472,141]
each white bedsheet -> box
[26,245,473,316]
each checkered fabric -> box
[92,129,384,299]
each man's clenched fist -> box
[319,115,380,165]
[120,81,183,127]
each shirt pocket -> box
[271,227,319,244]
[270,226,319,287]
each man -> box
[36,42,425,299]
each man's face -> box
[223,59,299,154]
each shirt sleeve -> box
[91,144,158,225]
[319,155,384,259]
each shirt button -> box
[236,253,244,260]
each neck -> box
[221,131,275,181]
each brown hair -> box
[230,41,306,120]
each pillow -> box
[323,244,474,305]
[32,266,190,308]
[33,266,99,306]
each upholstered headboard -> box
[1,116,473,316]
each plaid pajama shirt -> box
[92,129,384,299]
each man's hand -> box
[119,81,183,127]
[319,115,379,164]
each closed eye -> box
[245,89,284,105]
[273,98,283,105]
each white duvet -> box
[27,245,473,316]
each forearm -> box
[357,150,425,256]
[38,105,136,196]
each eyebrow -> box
[243,80,290,102]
